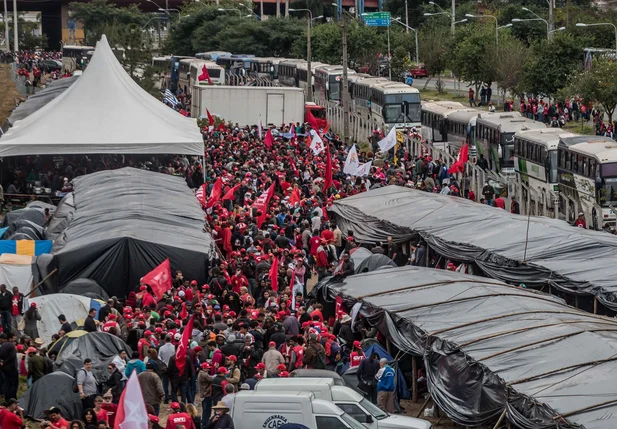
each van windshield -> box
[360,398,388,420]
[341,413,367,429]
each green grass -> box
[419,89,469,103]
[562,121,596,135]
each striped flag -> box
[164,89,179,106]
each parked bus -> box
[61,45,95,72]
[558,136,617,229]
[189,60,225,91]
[248,57,284,79]
[196,51,231,61]
[370,82,421,129]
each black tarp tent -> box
[313,266,617,429]
[329,185,617,311]
[60,278,109,301]
[19,372,82,420]
[48,168,217,298]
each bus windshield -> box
[599,178,617,207]
[383,103,421,124]
[501,133,515,168]
[329,82,341,100]
[550,150,558,183]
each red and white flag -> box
[175,313,196,376]
[448,143,469,174]
[289,187,301,206]
[141,259,172,300]
[206,109,215,132]
[195,183,207,206]
[206,178,223,208]
[252,183,275,228]
[309,130,325,155]
[113,371,148,429]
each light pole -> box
[548,26,565,36]
[311,15,323,25]
[394,17,419,64]
[404,0,409,33]
[428,0,454,34]
[512,18,550,39]
[576,22,617,60]
[217,8,243,16]
[147,0,170,17]
[289,8,313,102]
[332,2,350,144]
[466,13,498,44]
[12,0,17,52]
[454,18,468,26]
[239,3,260,20]
[521,7,551,39]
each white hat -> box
[174,333,181,340]
[340,314,352,324]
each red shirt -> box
[494,197,505,209]
[95,408,108,424]
[309,236,321,256]
[53,417,69,429]
[165,413,196,429]
[102,403,117,427]
[0,409,23,429]
[349,352,365,368]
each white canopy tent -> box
[0,35,203,156]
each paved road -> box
[413,75,509,100]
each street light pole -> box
[512,18,550,39]
[521,7,551,39]
[332,3,350,144]
[576,22,617,60]
[393,18,419,64]
[404,0,408,33]
[466,13,498,44]
[451,0,455,35]
[12,0,17,52]
[3,0,9,51]
[289,8,313,102]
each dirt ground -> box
[0,64,22,126]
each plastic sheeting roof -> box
[50,168,216,298]
[0,35,203,156]
[329,185,617,310]
[314,267,617,429]
[8,76,78,125]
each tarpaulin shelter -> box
[19,372,82,420]
[0,35,203,156]
[0,253,35,295]
[48,168,216,298]
[329,185,617,311]
[28,293,103,344]
[60,278,109,301]
[8,76,79,125]
[52,331,131,382]
[0,240,52,256]
[355,254,396,274]
[314,266,617,429]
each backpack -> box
[72,368,86,393]
[311,344,326,370]
[155,358,168,376]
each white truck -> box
[229,391,367,429]
[255,378,432,429]
[191,85,305,127]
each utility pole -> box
[451,0,455,35]
[306,13,312,101]
[12,0,17,52]
[548,0,554,35]
[3,0,9,51]
[342,14,350,145]
[404,0,409,32]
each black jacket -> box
[0,291,13,312]
[84,315,97,332]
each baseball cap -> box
[174,333,182,340]
[227,355,237,362]
[255,363,266,370]
[217,367,228,374]
[268,341,276,348]
[240,383,250,390]
[170,402,180,410]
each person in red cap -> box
[101,314,120,335]
[224,355,241,391]
[197,362,214,423]
[315,239,329,279]
[349,341,365,368]
[211,366,228,405]
[261,341,285,377]
[165,402,195,429]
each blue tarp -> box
[363,343,410,400]
[0,240,53,256]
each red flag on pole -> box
[252,183,275,228]
[448,143,469,174]
[264,129,274,149]
[179,302,188,320]
[323,142,333,191]
[289,187,301,206]
[175,313,196,377]
[113,371,149,429]
[195,183,207,207]
[141,259,172,300]
[198,65,213,85]
[269,256,279,291]
[222,184,241,201]
[321,121,331,137]
[206,108,215,126]
[306,109,319,131]
[206,178,223,208]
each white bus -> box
[196,51,231,61]
[278,59,304,87]
[513,128,577,215]
[178,58,199,94]
[189,60,225,91]
[296,61,325,94]
[314,64,354,103]
[350,76,389,121]
[558,136,617,230]
[370,82,421,129]
[446,109,482,159]
[473,112,546,175]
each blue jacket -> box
[125,359,146,377]
[377,365,395,392]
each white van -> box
[229,391,367,429]
[255,378,432,429]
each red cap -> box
[194,346,203,352]
[229,311,237,318]
[155,327,163,334]
[268,341,276,348]
[277,364,286,371]
[140,285,147,291]
[200,362,210,370]
[108,314,117,320]
[191,280,198,286]
[144,330,152,336]
[148,415,159,423]
[255,363,266,370]
[279,371,290,377]
[353,340,362,348]
[170,402,180,410]
[217,367,228,374]
[30,302,37,308]
[227,355,237,362]
[16,344,24,352]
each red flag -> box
[335,295,343,315]
[113,371,148,429]
[323,141,333,191]
[270,256,279,291]
[306,109,319,131]
[216,122,226,132]
[175,313,196,376]
[264,129,274,149]
[198,65,213,85]
[222,184,241,201]
[195,183,207,207]
[252,183,275,228]
[448,143,469,174]
[141,259,172,300]
[321,122,331,137]
[206,108,215,126]
[206,178,223,208]
[289,187,301,206]
[180,302,188,320]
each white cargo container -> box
[192,85,305,127]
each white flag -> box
[258,119,263,138]
[355,161,373,177]
[343,145,360,175]
[309,129,325,155]
[378,127,397,152]
[115,371,149,429]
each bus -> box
[370,82,421,129]
[446,109,482,159]
[152,56,172,89]
[278,59,303,87]
[473,112,546,175]
[168,55,194,93]
[351,77,389,120]
[196,51,231,61]
[248,57,284,79]
[61,45,95,72]
[420,102,481,155]
[178,58,198,94]
[189,60,225,91]
[296,61,325,94]
[216,54,255,75]
[314,65,348,103]
[513,128,577,215]
[558,136,617,230]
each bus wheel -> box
[592,208,599,230]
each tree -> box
[390,45,410,81]
[493,33,528,101]
[523,33,583,97]
[561,58,617,122]
[418,25,450,92]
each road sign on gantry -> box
[363,11,391,27]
